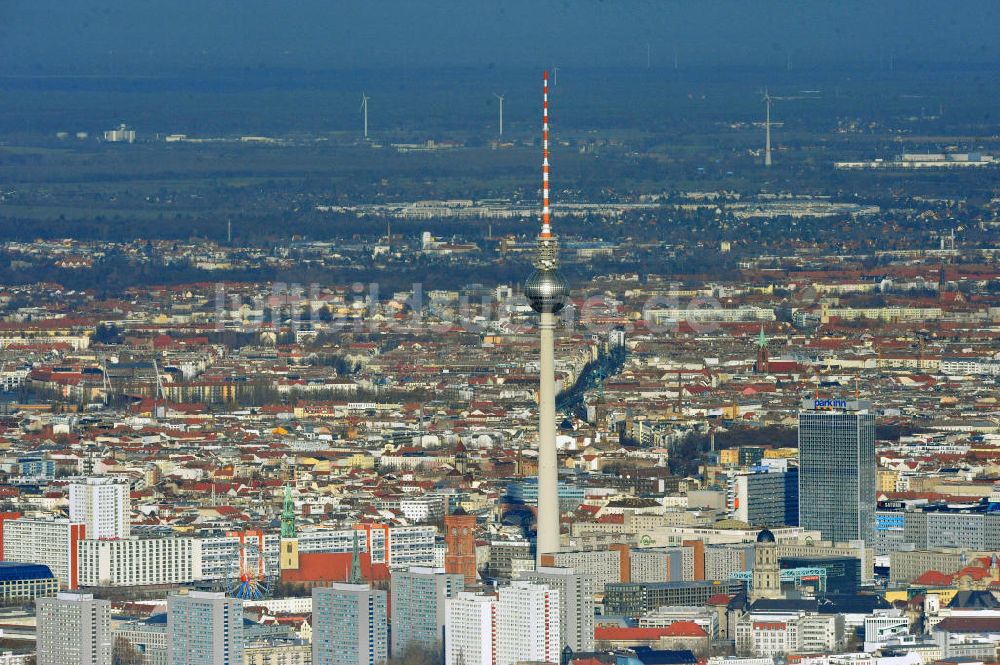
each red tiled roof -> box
[595,626,672,641]
[706,593,734,606]
[662,621,708,638]
[280,552,390,584]
[913,570,953,586]
[934,616,1000,633]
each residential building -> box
[496,580,561,665]
[36,592,111,665]
[444,592,495,665]
[390,566,463,657]
[312,583,387,665]
[2,518,86,589]
[167,591,244,665]
[520,565,596,652]
[77,537,198,587]
[69,476,130,540]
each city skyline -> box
[1,6,999,665]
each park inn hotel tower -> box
[798,398,876,545]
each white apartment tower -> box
[445,592,496,665]
[520,566,595,652]
[167,591,244,665]
[445,582,561,665]
[36,592,112,665]
[69,476,130,540]
[497,580,561,665]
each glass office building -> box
[798,399,876,545]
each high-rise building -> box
[524,70,568,564]
[443,509,476,585]
[36,592,112,665]
[444,582,561,665]
[69,476,130,540]
[167,591,244,665]
[3,518,86,589]
[391,566,463,658]
[77,537,197,587]
[519,566,595,653]
[312,583,387,665]
[497,580,561,665]
[798,398,876,544]
[730,468,799,527]
[444,592,496,665]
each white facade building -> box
[36,592,112,665]
[69,476,131,540]
[496,581,561,665]
[2,518,86,589]
[445,592,496,665]
[736,611,843,657]
[78,537,199,587]
[520,566,596,652]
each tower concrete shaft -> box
[536,310,559,560]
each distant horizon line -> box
[1,59,998,79]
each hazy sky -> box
[2,0,997,73]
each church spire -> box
[754,325,769,374]
[349,529,363,584]
[280,484,296,539]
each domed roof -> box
[756,528,776,544]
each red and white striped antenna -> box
[541,70,552,239]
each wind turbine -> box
[493,93,505,139]
[360,93,370,139]
[762,88,773,167]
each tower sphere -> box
[525,269,568,314]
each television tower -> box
[360,93,370,140]
[763,88,773,167]
[524,71,567,563]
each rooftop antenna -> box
[762,88,773,167]
[100,354,112,406]
[493,92,505,139]
[360,93,370,140]
[152,358,166,417]
[675,369,683,415]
